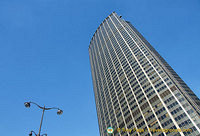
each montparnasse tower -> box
[89,12,200,136]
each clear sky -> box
[0,0,200,136]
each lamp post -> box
[24,101,63,136]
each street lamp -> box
[24,101,63,136]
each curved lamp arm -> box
[30,102,44,109]
[24,102,63,115]
[44,107,60,110]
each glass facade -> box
[89,12,200,136]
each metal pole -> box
[38,105,45,136]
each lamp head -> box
[29,132,32,136]
[57,109,63,115]
[24,102,31,108]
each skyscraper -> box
[88,12,200,136]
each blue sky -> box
[0,0,200,135]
